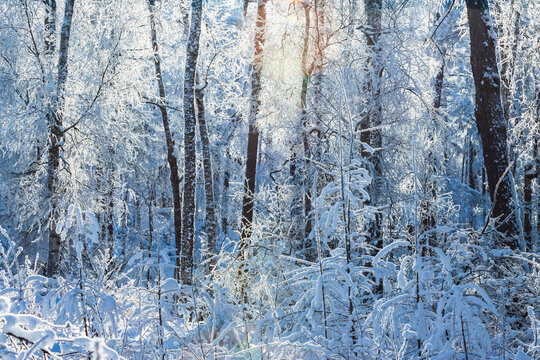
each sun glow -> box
[285,14,299,25]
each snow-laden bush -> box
[367,227,540,360]
[0,228,121,359]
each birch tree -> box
[181,0,203,285]
[195,78,218,267]
[46,0,76,276]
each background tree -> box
[147,0,183,278]
[239,0,269,256]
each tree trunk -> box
[530,89,540,251]
[362,0,384,253]
[195,82,218,268]
[468,133,477,226]
[147,0,183,280]
[106,163,115,255]
[423,5,445,241]
[310,0,326,253]
[433,63,444,110]
[536,91,540,249]
[147,199,154,287]
[289,148,303,250]
[44,0,56,56]
[523,161,533,250]
[181,0,203,285]
[221,159,231,233]
[103,150,116,275]
[465,0,519,246]
[300,5,314,261]
[239,0,268,258]
[290,4,314,260]
[46,0,76,277]
[43,0,56,274]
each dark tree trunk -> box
[100,146,116,261]
[236,0,268,303]
[106,165,114,255]
[300,5,314,261]
[362,0,384,253]
[44,0,56,56]
[536,92,540,250]
[468,135,476,192]
[290,4,314,260]
[46,0,76,277]
[147,199,154,288]
[290,148,303,250]
[466,0,519,246]
[181,0,203,285]
[433,64,445,110]
[195,83,218,267]
[221,163,230,233]
[147,0,183,279]
[422,59,445,241]
[135,195,141,241]
[239,0,268,258]
[523,161,533,250]
[120,190,128,257]
[310,0,326,242]
[529,89,540,251]
[468,134,477,226]
[43,0,56,274]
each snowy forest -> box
[0,0,539,358]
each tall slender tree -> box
[526,87,540,251]
[465,0,519,246]
[239,0,269,258]
[290,3,313,260]
[147,0,183,278]
[44,0,56,56]
[195,78,218,267]
[362,0,384,254]
[181,0,203,285]
[46,0,76,276]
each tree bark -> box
[181,0,203,285]
[536,91,540,250]
[105,162,115,255]
[465,0,519,246]
[421,58,444,241]
[433,63,445,110]
[46,0,76,277]
[300,5,314,261]
[362,0,383,253]
[290,4,314,260]
[239,0,268,258]
[147,0,183,279]
[44,0,56,56]
[195,82,218,267]
[523,160,533,250]
[529,89,540,251]
[221,158,231,233]
[147,198,154,287]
